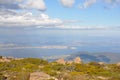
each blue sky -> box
[0,0,120,29]
[45,0,120,26]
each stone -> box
[30,72,50,80]
[74,57,82,64]
[56,58,66,65]
[98,62,105,66]
[116,62,120,67]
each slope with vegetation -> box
[0,56,120,80]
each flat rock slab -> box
[30,72,50,80]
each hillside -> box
[66,52,120,63]
[0,56,120,80]
[44,52,120,63]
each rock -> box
[56,58,66,65]
[98,62,105,66]
[97,76,109,80]
[74,57,82,64]
[50,77,58,80]
[30,72,50,80]
[116,62,120,67]
[0,56,24,62]
[0,58,11,62]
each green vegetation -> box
[0,57,120,80]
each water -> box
[0,28,120,58]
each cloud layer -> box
[0,0,62,27]
[0,0,120,28]
[1,0,119,10]
[0,11,63,27]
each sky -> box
[0,0,120,29]
[0,0,120,55]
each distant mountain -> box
[66,51,120,63]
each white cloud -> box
[40,13,49,19]
[0,11,63,27]
[104,0,120,3]
[104,0,120,5]
[0,0,24,9]
[79,0,120,9]
[0,9,78,28]
[0,0,46,11]
[0,9,17,15]
[0,0,23,4]
[79,0,97,9]
[0,9,115,29]
[60,0,75,7]
[83,0,96,8]
[56,25,109,30]
[0,0,119,28]
[20,0,46,10]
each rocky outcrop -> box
[0,56,23,62]
[30,72,58,80]
[56,58,66,65]
[30,72,50,80]
[98,62,105,66]
[97,76,109,80]
[74,57,82,64]
[56,57,82,64]
[116,62,120,67]
[0,58,11,62]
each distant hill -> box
[66,51,120,63]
